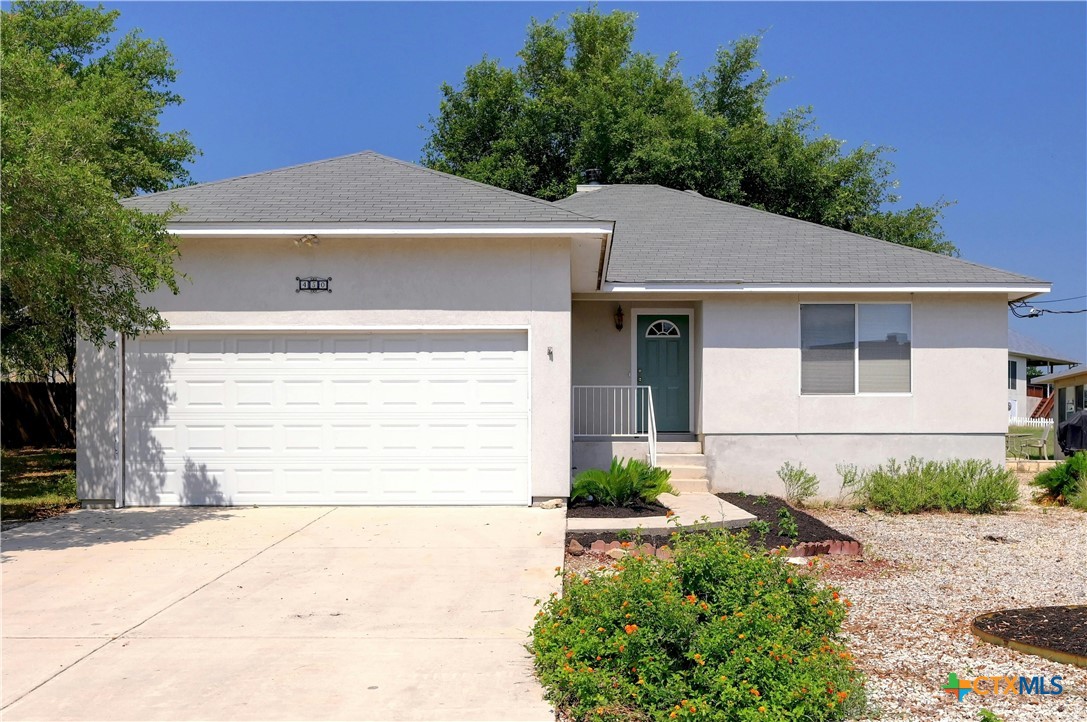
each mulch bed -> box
[716,493,856,551]
[973,605,1087,659]
[566,500,669,519]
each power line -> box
[1009,301,1087,318]
[1030,294,1087,305]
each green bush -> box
[839,457,1018,514]
[572,457,675,507]
[530,527,865,721]
[776,461,819,507]
[1030,452,1087,505]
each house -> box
[1006,328,1080,419]
[76,152,1051,506]
[1031,366,1087,459]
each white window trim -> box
[798,302,913,397]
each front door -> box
[637,315,690,433]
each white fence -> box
[1009,416,1051,429]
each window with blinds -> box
[800,303,911,395]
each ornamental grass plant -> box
[838,457,1018,514]
[530,526,865,721]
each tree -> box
[1,1,198,406]
[423,7,955,255]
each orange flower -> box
[750,688,761,697]
[738,633,746,639]
[719,614,728,621]
[665,510,675,518]
[624,624,639,635]
[758,705,767,713]
[619,645,625,652]
[786,577,794,585]
[685,594,698,604]
[582,579,591,585]
[832,591,840,600]
[597,627,606,633]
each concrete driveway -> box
[1,506,565,721]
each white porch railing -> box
[1009,416,1051,429]
[571,385,658,466]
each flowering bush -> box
[530,527,864,721]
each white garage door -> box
[123,331,530,506]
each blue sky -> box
[105,1,1086,360]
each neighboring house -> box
[76,152,1051,506]
[1006,329,1080,419]
[1031,366,1087,459]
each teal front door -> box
[637,315,690,433]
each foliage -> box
[1031,452,1086,506]
[572,457,675,507]
[747,519,770,541]
[1,1,198,381]
[776,508,799,542]
[530,526,865,721]
[979,710,1004,722]
[838,458,1018,514]
[424,7,955,254]
[0,448,78,520]
[776,461,819,507]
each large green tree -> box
[424,8,954,255]
[1,1,198,396]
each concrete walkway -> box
[566,492,755,534]
[1,506,565,721]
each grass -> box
[1008,425,1055,460]
[1,447,78,521]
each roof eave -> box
[165,220,614,237]
[597,281,1051,299]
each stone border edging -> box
[971,610,1087,670]
[567,538,862,559]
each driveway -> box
[1,506,565,721]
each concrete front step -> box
[662,464,708,481]
[655,453,706,467]
[656,441,702,454]
[671,478,710,493]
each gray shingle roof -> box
[122,151,594,224]
[1009,329,1081,365]
[555,185,1046,285]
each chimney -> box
[576,168,607,193]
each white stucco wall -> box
[76,235,573,504]
[699,293,1009,496]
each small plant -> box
[530,526,865,721]
[571,457,675,507]
[748,519,771,540]
[778,461,820,507]
[777,507,800,541]
[979,710,1004,722]
[839,457,1018,514]
[1030,452,1086,505]
[754,493,770,505]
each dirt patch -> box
[974,605,1087,658]
[716,493,856,550]
[566,499,668,519]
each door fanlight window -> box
[645,320,681,338]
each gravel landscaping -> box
[808,503,1087,721]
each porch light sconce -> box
[614,305,624,331]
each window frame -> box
[799,301,913,397]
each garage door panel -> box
[124,331,530,506]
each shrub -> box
[777,461,819,507]
[776,507,799,542]
[839,457,1018,514]
[572,457,675,507]
[1030,452,1087,505]
[530,527,865,721]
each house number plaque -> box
[296,276,331,293]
